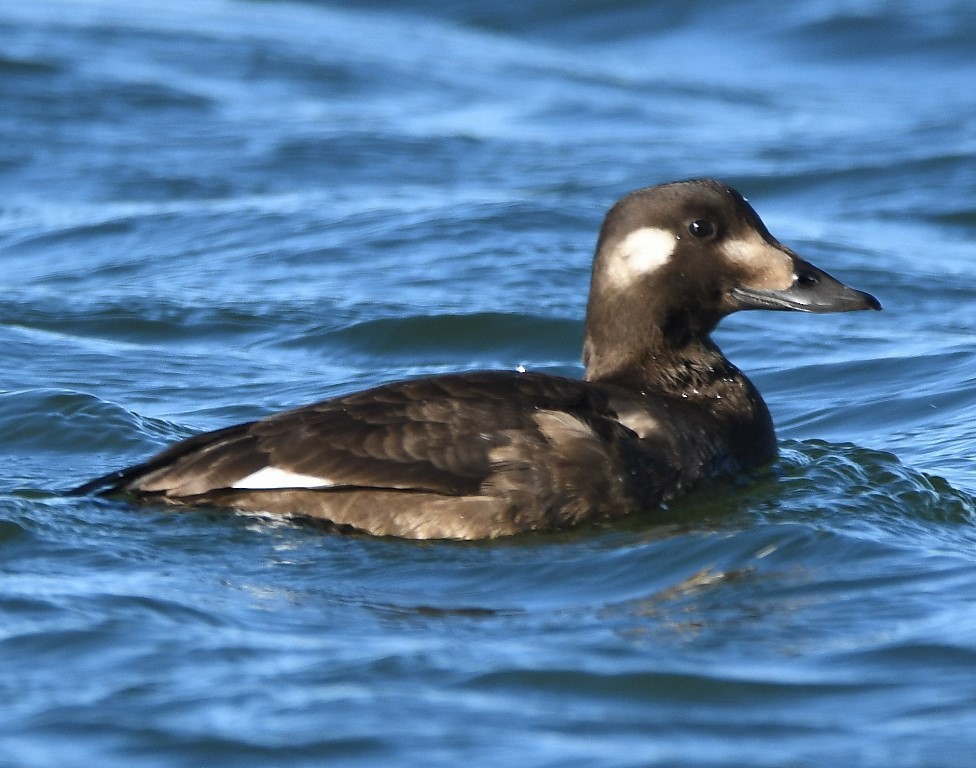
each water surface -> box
[2,1,976,766]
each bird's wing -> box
[90,371,617,499]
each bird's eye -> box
[688,219,715,238]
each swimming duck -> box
[75,179,880,538]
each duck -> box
[74,179,880,539]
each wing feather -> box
[102,371,613,499]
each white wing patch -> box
[612,402,660,439]
[231,466,336,489]
[531,409,597,443]
[605,227,676,288]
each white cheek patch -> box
[605,227,676,288]
[231,466,336,489]
[721,234,794,290]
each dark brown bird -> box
[74,180,880,539]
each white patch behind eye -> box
[231,466,336,489]
[605,227,676,288]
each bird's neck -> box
[584,332,777,468]
[584,330,735,397]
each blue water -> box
[3,0,976,765]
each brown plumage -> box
[74,180,880,539]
